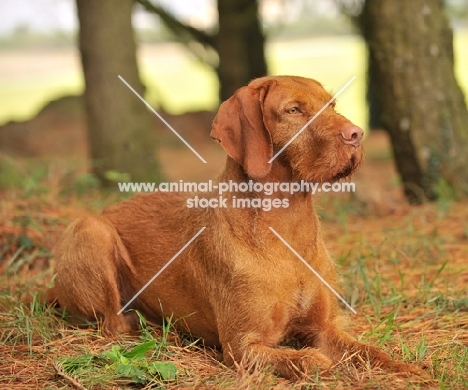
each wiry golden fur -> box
[48,76,426,378]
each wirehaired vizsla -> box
[48,76,426,378]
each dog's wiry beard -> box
[330,155,359,182]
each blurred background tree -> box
[0,0,467,204]
[362,0,468,203]
[339,0,468,202]
[76,0,161,185]
[137,0,268,102]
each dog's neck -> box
[217,157,313,206]
[212,157,318,244]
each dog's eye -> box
[287,107,301,114]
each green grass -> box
[1,29,467,126]
[2,182,468,388]
[55,328,177,387]
[1,30,468,385]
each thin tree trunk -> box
[76,0,160,184]
[217,0,268,101]
[137,0,268,104]
[362,0,468,202]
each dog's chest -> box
[293,280,315,312]
[254,257,321,318]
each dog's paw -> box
[275,349,334,379]
[390,361,430,379]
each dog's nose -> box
[340,125,364,147]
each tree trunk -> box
[137,0,268,104]
[76,0,160,184]
[362,0,468,202]
[365,47,382,130]
[217,0,268,101]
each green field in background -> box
[0,30,467,129]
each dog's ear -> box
[210,81,275,180]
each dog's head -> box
[210,75,363,183]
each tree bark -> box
[137,0,268,103]
[217,0,268,101]
[362,0,468,202]
[76,0,160,185]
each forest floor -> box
[1,103,467,389]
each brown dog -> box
[48,76,424,378]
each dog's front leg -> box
[309,323,429,377]
[319,326,428,376]
[222,338,333,379]
[216,301,333,379]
